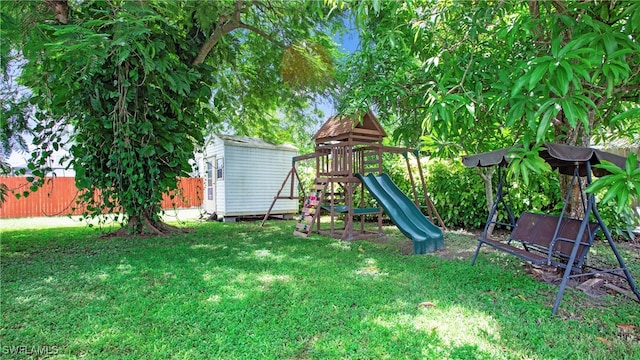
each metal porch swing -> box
[463,143,640,314]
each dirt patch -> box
[364,235,415,255]
[361,228,479,258]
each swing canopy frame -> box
[463,143,640,314]
[463,142,629,176]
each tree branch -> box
[550,0,567,14]
[45,0,69,24]
[528,0,539,19]
[192,21,239,66]
[191,0,284,66]
[237,22,285,48]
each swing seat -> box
[474,212,600,270]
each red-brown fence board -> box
[0,177,203,219]
[163,177,204,209]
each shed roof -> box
[216,135,298,152]
[312,111,387,145]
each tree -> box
[0,47,33,204]
[334,1,527,231]
[1,0,341,234]
[333,0,640,218]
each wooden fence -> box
[0,177,203,218]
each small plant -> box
[587,153,640,239]
[587,153,640,214]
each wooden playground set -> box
[261,111,445,253]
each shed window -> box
[206,161,214,200]
[207,162,214,187]
[216,158,224,179]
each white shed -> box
[197,135,298,221]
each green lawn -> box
[1,220,639,359]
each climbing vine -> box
[3,0,340,234]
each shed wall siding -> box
[223,145,297,216]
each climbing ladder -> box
[293,178,327,237]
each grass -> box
[1,219,639,359]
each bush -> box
[426,160,490,229]
[593,198,639,240]
[424,158,638,239]
[425,159,562,230]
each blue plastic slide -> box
[356,173,444,254]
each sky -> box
[337,24,360,54]
[314,21,360,120]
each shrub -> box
[425,160,489,229]
[593,198,639,240]
[425,159,562,230]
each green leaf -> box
[372,0,381,14]
[554,63,569,96]
[558,60,573,83]
[528,64,548,90]
[600,180,624,204]
[560,99,578,128]
[603,32,617,55]
[551,36,562,58]
[163,142,175,153]
[511,76,527,98]
[537,108,554,143]
[521,163,530,185]
[507,98,526,126]
[90,96,102,112]
[616,187,630,214]
[572,65,590,82]
[609,48,635,60]
[532,98,557,129]
[115,46,131,66]
[575,94,597,110]
[558,35,591,58]
[625,153,637,175]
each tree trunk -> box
[112,207,187,236]
[477,167,497,237]
[45,0,69,24]
[554,112,591,219]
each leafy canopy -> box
[1,0,342,232]
[332,0,640,212]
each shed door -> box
[204,157,216,212]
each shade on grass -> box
[1,221,639,359]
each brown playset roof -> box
[312,111,387,145]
